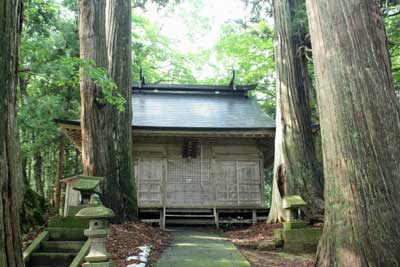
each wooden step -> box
[141,219,160,223]
[166,219,216,225]
[165,208,214,213]
[165,214,215,218]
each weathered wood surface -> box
[134,140,265,208]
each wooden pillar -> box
[161,207,166,230]
[252,209,257,226]
[214,208,219,229]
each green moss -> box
[273,229,283,240]
[157,230,250,267]
[273,238,284,248]
[78,175,104,180]
[70,240,90,267]
[68,205,88,216]
[281,228,321,244]
[283,220,308,230]
[47,228,86,241]
[23,231,49,262]
[21,188,52,233]
[72,179,100,191]
[48,216,89,229]
[282,195,307,209]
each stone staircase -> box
[24,217,90,267]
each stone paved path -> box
[156,228,250,267]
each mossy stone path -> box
[156,228,250,267]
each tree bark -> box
[306,1,400,266]
[79,0,111,180]
[74,148,80,174]
[0,0,24,266]
[268,0,324,223]
[79,0,137,221]
[105,0,138,220]
[33,150,44,198]
[54,137,64,211]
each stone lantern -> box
[273,195,321,252]
[282,195,307,222]
[75,194,115,267]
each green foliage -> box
[384,9,400,93]
[131,15,196,84]
[47,216,89,229]
[58,57,127,111]
[19,0,82,225]
[214,20,276,115]
[21,188,50,233]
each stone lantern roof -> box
[76,194,115,219]
[282,195,307,209]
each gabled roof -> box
[55,82,276,134]
[132,91,275,130]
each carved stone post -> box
[76,194,115,267]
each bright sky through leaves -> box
[137,0,252,53]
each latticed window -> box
[167,159,210,184]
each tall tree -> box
[105,0,138,219]
[79,0,137,220]
[33,150,44,197]
[0,0,24,266]
[79,0,113,199]
[268,0,323,223]
[306,1,400,266]
[54,136,64,211]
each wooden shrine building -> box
[56,77,276,227]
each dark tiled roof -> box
[132,92,275,130]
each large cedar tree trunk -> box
[268,0,323,223]
[79,0,110,178]
[79,0,137,221]
[306,1,400,266]
[0,0,24,266]
[105,0,138,219]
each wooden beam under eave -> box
[59,127,82,151]
[131,129,275,138]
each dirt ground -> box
[106,222,173,267]
[224,223,315,267]
[224,223,282,245]
[239,248,314,267]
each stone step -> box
[47,228,85,241]
[40,241,85,253]
[29,252,77,267]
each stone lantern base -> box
[273,224,321,252]
[82,261,113,267]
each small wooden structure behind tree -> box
[62,175,104,216]
[57,78,275,227]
